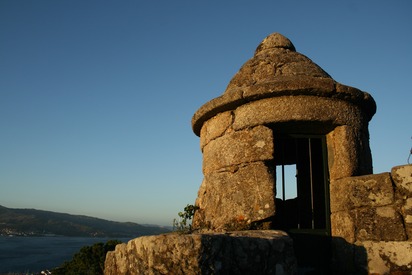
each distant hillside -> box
[0,205,169,237]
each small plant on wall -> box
[173,204,199,233]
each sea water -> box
[0,236,130,274]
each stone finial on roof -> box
[224,33,331,94]
[255,32,296,53]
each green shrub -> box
[172,204,199,233]
[52,239,121,275]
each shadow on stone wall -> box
[329,237,368,275]
[286,233,368,275]
[197,232,297,275]
[104,231,370,275]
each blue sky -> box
[1,1,411,226]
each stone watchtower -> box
[192,33,376,233]
[105,33,412,275]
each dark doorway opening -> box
[273,134,331,273]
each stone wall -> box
[104,230,297,275]
[330,164,412,274]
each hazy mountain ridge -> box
[0,205,169,237]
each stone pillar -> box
[193,125,276,230]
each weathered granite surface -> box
[330,173,394,213]
[104,230,297,275]
[330,173,410,243]
[193,161,275,230]
[392,164,412,195]
[328,165,412,274]
[393,164,412,240]
[201,125,273,174]
[363,241,412,274]
[326,125,373,180]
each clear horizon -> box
[1,0,411,226]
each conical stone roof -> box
[192,33,376,136]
